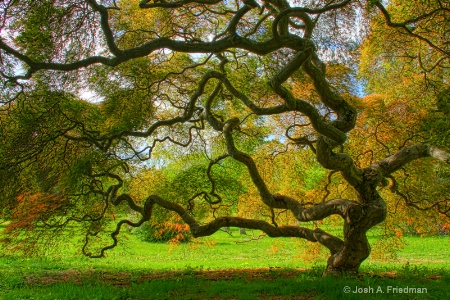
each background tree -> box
[0,0,449,275]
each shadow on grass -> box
[1,267,449,300]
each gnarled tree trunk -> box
[325,191,387,275]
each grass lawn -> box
[0,225,449,299]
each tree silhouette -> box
[0,0,449,275]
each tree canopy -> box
[0,0,449,275]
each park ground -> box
[0,224,449,299]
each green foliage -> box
[371,235,405,261]
[422,86,450,149]
[0,87,131,254]
[128,160,246,242]
[302,162,327,191]
[101,87,155,133]
[13,1,58,60]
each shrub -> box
[136,217,192,243]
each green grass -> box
[0,227,449,299]
[1,268,449,300]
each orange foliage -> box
[148,216,191,244]
[4,192,66,235]
[394,228,403,237]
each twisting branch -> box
[1,0,448,274]
[303,60,357,134]
[271,0,352,38]
[222,118,364,224]
[285,124,316,153]
[205,154,230,205]
[85,0,122,57]
[315,137,363,187]
[223,118,281,207]
[139,0,222,9]
[141,194,345,255]
[322,170,337,202]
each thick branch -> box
[223,118,282,207]
[315,137,363,187]
[372,144,450,176]
[139,0,222,9]
[222,118,363,224]
[143,194,344,254]
[86,0,123,57]
[206,71,290,116]
[82,163,360,258]
[268,51,348,143]
[271,0,351,38]
[303,61,357,134]
[1,35,310,80]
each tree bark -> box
[325,199,387,275]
